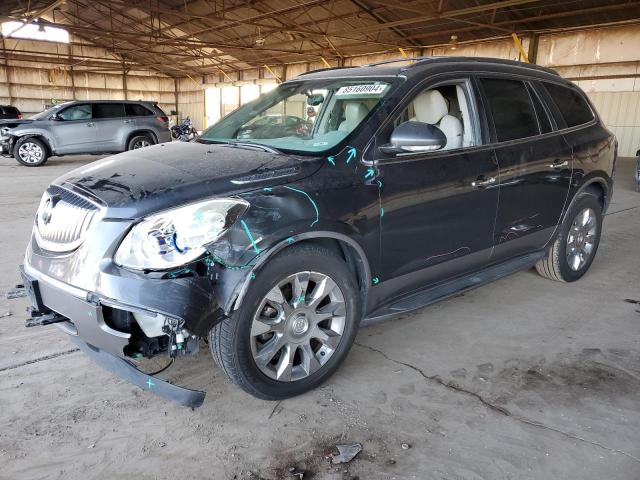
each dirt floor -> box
[1,153,639,480]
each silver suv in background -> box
[0,100,171,166]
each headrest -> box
[413,90,448,124]
[344,102,369,122]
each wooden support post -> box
[527,33,539,65]
[122,64,128,100]
[1,38,13,105]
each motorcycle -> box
[171,117,199,142]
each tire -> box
[209,244,361,400]
[127,134,155,150]
[14,137,48,167]
[535,193,602,282]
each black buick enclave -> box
[21,57,615,406]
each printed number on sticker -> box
[336,84,386,96]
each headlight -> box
[114,198,248,270]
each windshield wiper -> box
[225,141,282,154]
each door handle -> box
[549,160,569,169]
[86,122,95,127]
[471,176,496,188]
[123,119,132,124]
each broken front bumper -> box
[20,264,207,407]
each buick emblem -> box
[41,194,60,225]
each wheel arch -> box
[13,133,53,156]
[126,129,158,148]
[227,231,372,316]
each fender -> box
[8,128,56,154]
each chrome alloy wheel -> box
[132,138,151,149]
[566,207,597,271]
[250,271,346,382]
[18,142,44,164]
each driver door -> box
[374,78,500,303]
[51,103,96,154]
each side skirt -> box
[362,251,545,325]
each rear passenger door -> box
[478,76,573,259]
[92,103,128,151]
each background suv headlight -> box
[114,198,248,270]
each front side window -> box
[480,78,539,142]
[542,82,594,128]
[58,104,92,121]
[199,78,394,155]
[390,82,477,151]
[93,103,126,119]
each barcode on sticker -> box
[335,84,386,96]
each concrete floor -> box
[1,154,639,480]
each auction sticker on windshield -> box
[335,84,387,96]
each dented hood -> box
[55,141,322,219]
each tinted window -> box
[93,103,126,119]
[2,106,19,116]
[126,103,153,116]
[543,82,594,127]
[480,78,539,142]
[58,104,92,121]
[527,84,552,134]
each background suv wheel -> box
[14,137,48,167]
[209,244,361,400]
[536,192,603,282]
[128,134,155,150]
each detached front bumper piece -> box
[71,336,205,408]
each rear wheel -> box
[209,244,361,399]
[128,134,155,150]
[536,193,602,282]
[14,137,48,166]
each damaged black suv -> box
[22,57,615,406]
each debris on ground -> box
[287,466,305,479]
[6,286,27,299]
[330,443,362,464]
[0,311,12,318]
[401,443,411,450]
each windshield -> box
[29,103,69,120]
[198,78,393,155]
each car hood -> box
[0,119,33,128]
[55,141,322,219]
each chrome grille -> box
[34,185,103,253]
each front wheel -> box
[14,137,48,166]
[209,244,361,399]
[536,193,603,282]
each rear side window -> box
[480,78,539,142]
[126,103,153,116]
[93,103,126,119]
[542,83,594,127]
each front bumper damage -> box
[20,264,208,407]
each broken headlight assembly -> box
[114,198,249,270]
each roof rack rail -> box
[296,66,351,77]
[364,56,434,67]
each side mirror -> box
[307,93,324,106]
[380,121,447,155]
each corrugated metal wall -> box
[588,92,640,156]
